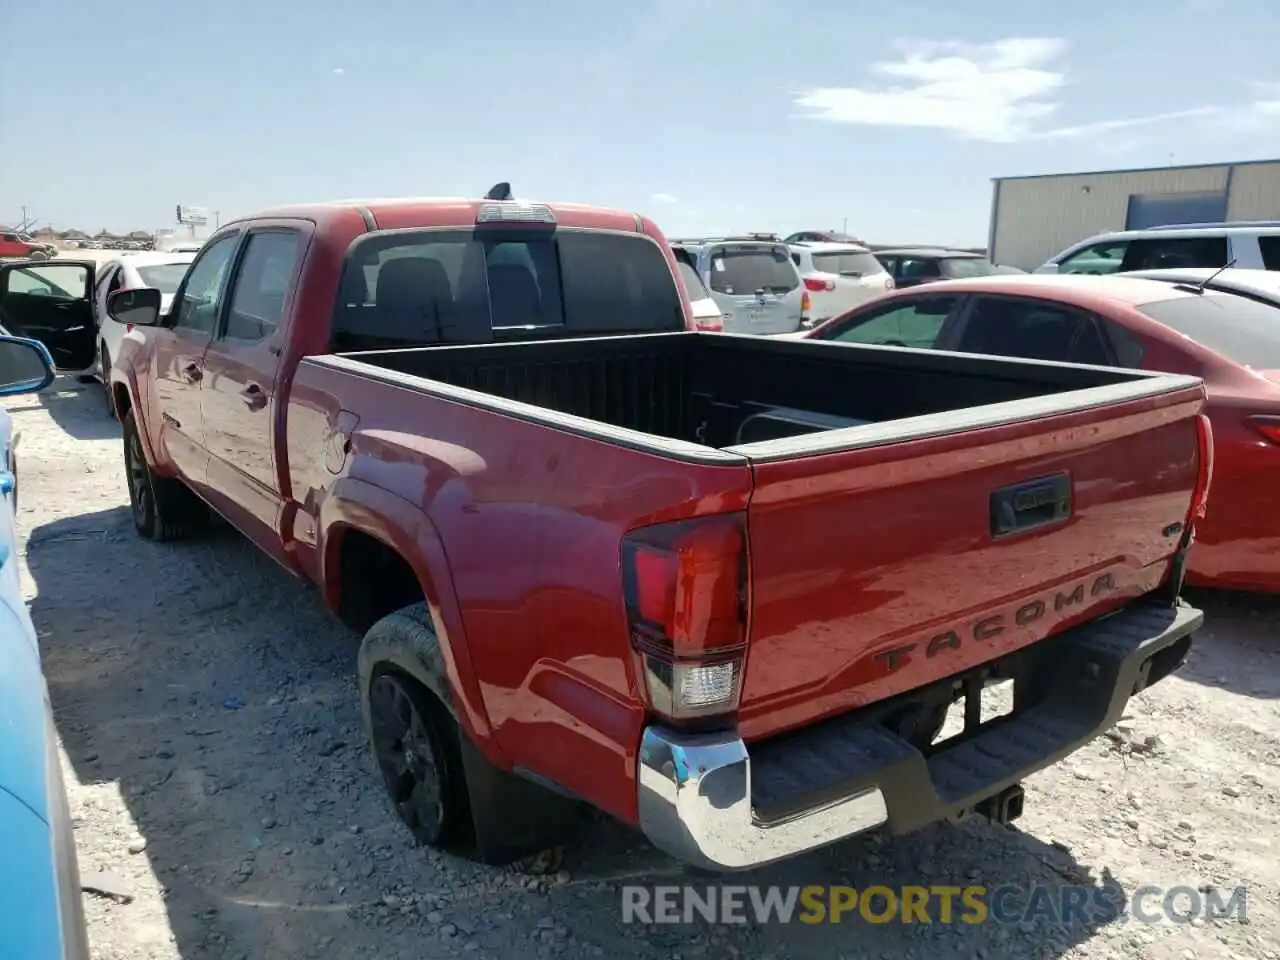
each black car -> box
[872,247,1022,288]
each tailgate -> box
[729,375,1207,742]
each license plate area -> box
[931,673,1013,750]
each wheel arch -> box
[318,479,501,761]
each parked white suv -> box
[1035,221,1280,275]
[788,241,894,327]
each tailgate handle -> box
[990,473,1071,538]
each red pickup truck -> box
[3,192,1212,871]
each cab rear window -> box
[331,228,684,350]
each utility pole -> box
[214,210,221,229]
[842,217,848,234]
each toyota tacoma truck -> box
[35,190,1211,872]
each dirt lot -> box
[11,379,1280,959]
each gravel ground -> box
[10,378,1280,960]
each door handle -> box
[239,384,267,410]
[182,362,202,383]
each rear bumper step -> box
[636,600,1202,871]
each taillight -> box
[803,276,835,292]
[1190,414,1214,521]
[621,514,748,722]
[1248,414,1280,446]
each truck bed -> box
[299,330,1204,764]
[329,331,1153,457]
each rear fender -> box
[319,477,504,764]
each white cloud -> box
[651,192,678,204]
[332,67,345,75]
[1032,107,1221,141]
[794,37,1226,145]
[794,38,1067,143]
[1203,82,1280,135]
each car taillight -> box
[1247,414,1280,446]
[803,276,835,292]
[621,513,748,722]
[1190,414,1214,521]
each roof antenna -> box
[485,182,512,201]
[1174,257,1237,295]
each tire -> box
[359,604,474,851]
[121,409,204,541]
[358,602,583,866]
[29,250,49,261]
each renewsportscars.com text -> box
[621,884,1248,926]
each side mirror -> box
[108,287,162,327]
[0,336,56,396]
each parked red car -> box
[803,273,1279,591]
[0,232,55,260]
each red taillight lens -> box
[621,514,748,721]
[803,276,835,292]
[1248,415,1280,446]
[1190,414,1214,521]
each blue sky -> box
[2,0,1277,244]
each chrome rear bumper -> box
[637,600,1202,871]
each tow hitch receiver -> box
[975,783,1025,825]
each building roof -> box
[873,247,986,258]
[991,157,1280,184]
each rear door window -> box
[1258,235,1280,271]
[1057,241,1128,274]
[1137,292,1280,367]
[1120,236,1229,271]
[224,230,303,342]
[332,229,683,349]
[898,257,941,281]
[707,245,798,295]
[940,257,996,279]
[955,297,1113,364]
[673,255,711,300]
[810,251,883,277]
[818,296,959,348]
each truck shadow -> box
[28,506,1134,958]
[1179,588,1280,700]
[31,377,120,441]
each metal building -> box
[988,158,1280,271]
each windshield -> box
[136,262,191,294]
[707,245,798,295]
[811,251,883,277]
[940,257,997,278]
[1138,292,1280,368]
[332,228,684,349]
